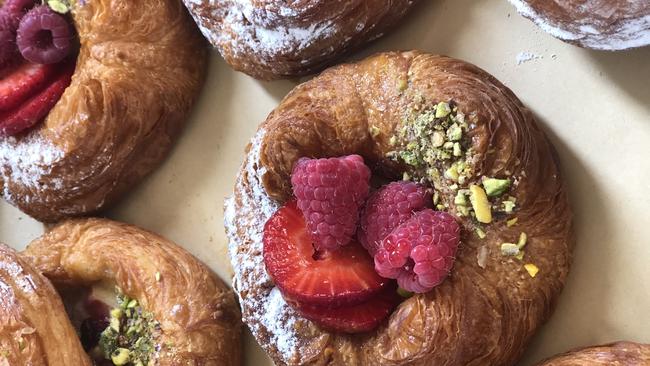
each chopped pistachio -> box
[453,142,462,157]
[370,125,381,137]
[469,185,492,224]
[110,308,123,319]
[397,287,413,298]
[507,217,518,227]
[127,299,138,308]
[503,200,516,213]
[517,232,528,249]
[48,0,70,14]
[110,317,120,332]
[389,136,397,146]
[524,264,539,277]
[18,338,25,351]
[397,78,408,91]
[447,124,462,141]
[456,205,469,216]
[436,204,445,210]
[476,228,487,239]
[454,191,467,206]
[449,184,458,191]
[402,172,411,181]
[500,243,520,256]
[111,348,131,365]
[155,272,161,282]
[432,191,440,205]
[482,178,511,197]
[444,165,459,182]
[435,102,452,118]
[431,131,445,147]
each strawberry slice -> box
[291,286,401,333]
[0,62,73,136]
[264,201,391,307]
[0,62,59,112]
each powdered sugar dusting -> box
[0,133,64,202]
[224,129,300,363]
[508,0,650,50]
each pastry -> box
[537,342,650,365]
[508,0,650,50]
[0,0,207,222]
[0,242,91,365]
[225,51,573,365]
[22,218,242,365]
[183,0,419,80]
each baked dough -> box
[183,0,418,80]
[0,243,91,365]
[508,0,650,50]
[225,51,573,365]
[537,342,650,365]
[0,0,208,222]
[22,218,242,365]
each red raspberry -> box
[358,181,432,256]
[291,155,371,251]
[0,13,18,68]
[374,209,460,293]
[2,0,38,27]
[17,5,74,65]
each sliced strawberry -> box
[0,62,59,112]
[0,61,73,136]
[291,286,401,333]
[264,201,390,307]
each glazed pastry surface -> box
[508,0,650,50]
[0,0,207,222]
[22,218,242,366]
[225,51,573,365]
[0,243,91,365]
[184,0,418,80]
[537,342,650,365]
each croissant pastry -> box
[183,0,419,80]
[508,0,650,50]
[0,0,207,222]
[225,51,573,365]
[22,218,242,365]
[0,243,91,365]
[537,342,650,365]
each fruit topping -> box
[0,61,58,111]
[16,5,74,64]
[358,181,432,256]
[0,61,73,136]
[264,201,389,307]
[291,154,371,251]
[290,285,400,333]
[2,0,37,25]
[374,209,460,293]
[0,13,18,68]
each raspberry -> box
[358,181,432,256]
[291,154,371,251]
[16,5,74,65]
[0,14,18,68]
[374,209,460,293]
[1,0,37,27]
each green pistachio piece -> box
[435,102,452,118]
[454,191,467,206]
[517,232,528,249]
[476,228,487,239]
[369,125,380,137]
[110,308,123,319]
[453,142,462,157]
[447,124,462,141]
[48,0,69,14]
[500,243,520,256]
[389,136,397,146]
[109,317,120,332]
[444,165,459,182]
[456,205,469,216]
[431,131,445,147]
[507,217,518,227]
[503,200,516,213]
[111,348,131,365]
[482,178,511,197]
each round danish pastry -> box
[22,218,242,365]
[508,0,650,50]
[537,342,650,365]
[0,243,91,365]
[183,0,419,80]
[0,0,207,222]
[225,51,573,365]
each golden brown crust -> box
[226,51,573,365]
[183,0,418,80]
[22,218,242,366]
[508,0,650,50]
[0,243,91,366]
[537,342,650,365]
[0,0,208,222]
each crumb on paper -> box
[516,51,542,65]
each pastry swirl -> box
[0,0,207,222]
[537,342,650,365]
[183,0,418,80]
[22,218,242,365]
[0,243,91,365]
[225,51,573,365]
